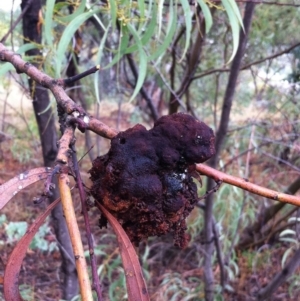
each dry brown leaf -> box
[4,198,60,301]
[97,203,150,301]
[0,167,52,210]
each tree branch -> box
[193,40,300,80]
[197,164,300,206]
[0,42,117,139]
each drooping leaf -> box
[125,2,157,54]
[103,25,130,70]
[197,0,213,33]
[281,247,294,268]
[127,24,148,102]
[108,0,118,30]
[56,0,87,23]
[55,9,100,76]
[179,0,192,62]
[148,0,177,61]
[226,0,244,30]
[97,204,150,301]
[4,198,60,301]
[222,0,241,63]
[44,0,56,48]
[94,22,111,103]
[157,0,165,39]
[0,168,52,210]
[137,0,146,32]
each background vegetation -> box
[1,0,300,300]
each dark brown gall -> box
[89,113,215,248]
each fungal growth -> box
[89,113,215,248]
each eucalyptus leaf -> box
[222,0,241,63]
[94,23,111,103]
[126,3,157,54]
[127,24,148,102]
[108,0,117,30]
[148,0,177,61]
[56,9,100,76]
[179,0,192,62]
[56,0,87,23]
[197,0,213,33]
[45,0,56,48]
[102,25,130,70]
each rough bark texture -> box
[203,4,256,300]
[21,1,78,299]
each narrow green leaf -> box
[227,0,244,30]
[148,0,177,61]
[157,0,165,38]
[102,25,130,70]
[126,3,157,54]
[94,23,111,103]
[56,0,87,23]
[56,9,100,76]
[197,0,213,33]
[222,0,240,63]
[44,0,56,48]
[137,0,146,32]
[17,43,38,54]
[108,0,117,30]
[179,0,192,62]
[127,24,147,102]
[0,62,14,75]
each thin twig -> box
[71,145,103,301]
[64,65,100,86]
[212,217,225,289]
[58,170,93,301]
[196,164,300,206]
[0,0,35,43]
[193,41,300,81]
[56,126,94,301]
[0,43,117,139]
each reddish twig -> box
[0,43,117,139]
[196,164,300,206]
[0,0,35,43]
[71,145,103,301]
